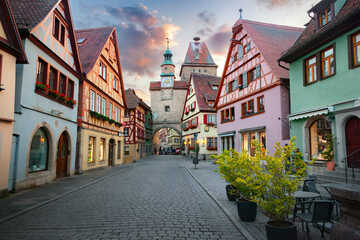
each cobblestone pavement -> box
[0,156,245,240]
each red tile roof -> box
[10,0,59,30]
[75,27,114,74]
[125,89,150,110]
[234,19,303,79]
[280,0,360,63]
[191,73,220,112]
[149,81,188,90]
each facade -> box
[0,0,27,195]
[9,0,82,191]
[144,109,153,156]
[124,89,151,163]
[182,73,220,159]
[215,19,302,155]
[180,37,218,83]
[76,27,126,172]
[150,46,187,136]
[167,129,181,150]
[279,0,360,182]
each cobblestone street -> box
[0,156,245,240]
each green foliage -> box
[322,133,335,162]
[195,143,200,154]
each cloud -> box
[206,24,232,55]
[196,11,216,37]
[256,0,303,8]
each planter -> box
[225,184,238,201]
[265,221,297,240]
[236,199,257,222]
[327,160,335,171]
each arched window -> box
[309,118,331,160]
[29,128,49,172]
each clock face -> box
[161,76,173,88]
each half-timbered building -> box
[9,0,82,190]
[0,0,27,195]
[215,19,302,155]
[76,27,126,171]
[124,89,151,163]
[182,73,220,159]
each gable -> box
[31,0,80,72]
[99,32,120,74]
[0,22,6,40]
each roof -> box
[234,19,303,79]
[280,0,360,63]
[76,27,114,74]
[10,0,59,30]
[149,81,188,91]
[125,89,150,110]
[192,73,220,112]
[0,0,27,63]
[180,39,217,76]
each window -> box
[88,136,96,163]
[124,128,129,137]
[351,32,360,68]
[49,67,58,90]
[238,45,243,60]
[245,42,251,53]
[90,90,95,111]
[0,55,2,87]
[248,100,254,114]
[238,75,244,89]
[221,107,235,123]
[113,76,119,91]
[59,73,66,95]
[117,141,121,159]
[165,105,170,112]
[259,131,266,149]
[96,95,101,113]
[67,80,74,99]
[29,128,49,172]
[309,118,331,160]
[228,80,235,92]
[242,131,262,156]
[99,138,105,161]
[124,145,130,155]
[248,65,261,83]
[125,110,130,118]
[207,137,217,150]
[102,98,106,115]
[242,133,249,152]
[221,136,234,152]
[242,72,248,88]
[99,61,107,80]
[53,16,66,45]
[37,59,48,84]
[109,103,113,119]
[257,96,265,113]
[305,56,317,84]
[206,114,217,125]
[319,8,332,27]
[321,47,335,78]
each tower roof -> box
[161,48,175,66]
[180,37,217,76]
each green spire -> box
[161,38,174,66]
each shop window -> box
[29,128,49,172]
[99,138,105,161]
[309,118,331,160]
[88,136,96,163]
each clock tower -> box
[160,43,175,88]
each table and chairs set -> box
[292,177,340,238]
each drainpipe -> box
[10,134,20,192]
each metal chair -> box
[297,200,334,238]
[303,179,320,194]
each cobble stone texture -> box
[0,156,245,240]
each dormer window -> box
[319,7,332,27]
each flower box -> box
[35,82,48,91]
[48,89,59,98]
[207,146,217,151]
[66,99,76,106]
[190,125,197,129]
[58,93,67,102]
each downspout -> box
[10,134,20,192]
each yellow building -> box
[167,129,181,149]
[0,0,27,195]
[182,73,220,159]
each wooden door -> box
[56,133,68,178]
[108,140,115,166]
[346,117,360,168]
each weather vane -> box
[166,36,170,49]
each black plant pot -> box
[236,199,257,222]
[225,184,238,201]
[265,221,297,240]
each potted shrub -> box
[323,133,336,171]
[254,137,308,240]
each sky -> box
[69,0,318,104]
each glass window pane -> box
[356,45,360,65]
[49,67,57,90]
[29,128,48,172]
[67,80,74,99]
[59,74,66,94]
[88,137,95,163]
[242,133,248,152]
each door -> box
[56,133,69,178]
[346,117,360,168]
[108,139,115,166]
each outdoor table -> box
[293,191,321,221]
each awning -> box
[289,108,328,121]
[218,131,236,137]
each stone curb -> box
[184,166,256,240]
[0,164,134,225]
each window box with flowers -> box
[207,146,217,151]
[66,98,76,106]
[58,93,67,102]
[35,82,49,91]
[48,89,59,98]
[189,146,195,151]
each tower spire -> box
[239,8,243,19]
[166,37,170,50]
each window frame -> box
[99,61,107,80]
[29,127,49,173]
[0,55,2,89]
[318,7,333,28]
[257,95,265,113]
[304,55,318,85]
[90,90,96,111]
[349,31,360,69]
[52,15,66,46]
[321,45,336,79]
[88,136,96,163]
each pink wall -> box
[217,85,290,155]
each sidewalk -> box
[182,158,329,240]
[0,162,135,224]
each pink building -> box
[215,19,303,155]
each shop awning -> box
[218,131,236,137]
[289,108,328,121]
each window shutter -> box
[256,65,261,79]
[238,45,243,60]
[243,72,248,88]
[234,78,238,90]
[204,114,208,124]
[225,84,229,93]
